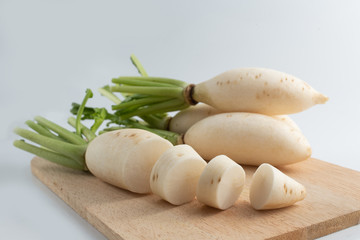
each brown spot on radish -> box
[152,174,156,181]
[129,133,136,137]
[302,87,305,91]
[211,179,214,184]
[218,177,221,183]
[280,79,283,83]
[177,153,184,157]
[301,190,304,195]
[226,114,232,118]
[284,184,288,193]
[291,79,294,82]
[290,189,293,194]
[114,131,122,137]
[226,80,230,84]
[255,75,258,79]
[156,173,159,180]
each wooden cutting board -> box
[31,157,360,240]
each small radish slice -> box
[196,155,246,210]
[250,163,306,210]
[150,144,207,205]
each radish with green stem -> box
[109,60,328,118]
[13,89,173,193]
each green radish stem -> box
[116,98,188,120]
[14,127,87,168]
[110,85,184,98]
[13,140,84,170]
[96,55,171,129]
[67,117,96,142]
[25,120,64,141]
[130,54,148,76]
[76,89,93,135]
[111,96,169,111]
[98,85,122,105]
[13,89,100,170]
[34,116,86,145]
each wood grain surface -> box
[31,157,360,240]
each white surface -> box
[1,0,359,239]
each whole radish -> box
[181,112,312,166]
[168,103,301,134]
[110,66,328,119]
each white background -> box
[1,0,359,239]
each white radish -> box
[85,129,173,193]
[150,144,207,205]
[169,103,301,134]
[169,104,222,133]
[196,155,245,210]
[183,112,312,166]
[250,163,306,210]
[14,117,173,194]
[192,68,328,115]
[112,67,328,118]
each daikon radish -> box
[250,163,306,210]
[168,104,222,133]
[110,66,328,119]
[192,68,328,115]
[150,144,207,205]
[13,117,172,194]
[182,112,312,166]
[196,155,245,210]
[168,103,301,134]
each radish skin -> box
[250,163,307,210]
[192,68,328,115]
[183,112,311,166]
[86,129,173,193]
